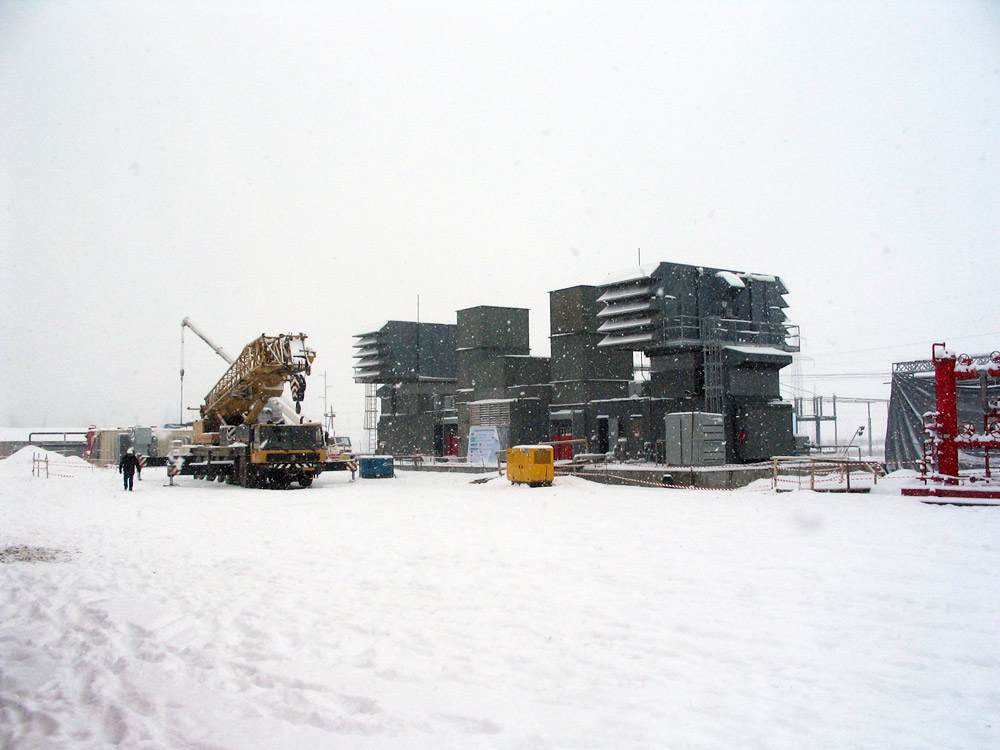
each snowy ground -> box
[1,448,998,749]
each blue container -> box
[359,456,394,479]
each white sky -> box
[2,1,998,444]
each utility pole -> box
[322,371,337,436]
[180,323,185,423]
[867,401,873,456]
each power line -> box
[805,331,1000,358]
[795,372,892,379]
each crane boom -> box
[182,317,234,365]
[201,333,315,432]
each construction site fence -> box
[361,454,890,493]
[30,453,111,479]
[770,456,886,492]
[556,465,739,490]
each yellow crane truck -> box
[177,333,327,488]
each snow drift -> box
[1,448,998,749]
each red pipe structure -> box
[926,343,1000,483]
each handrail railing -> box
[771,456,886,492]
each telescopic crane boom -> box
[180,317,235,422]
[182,317,234,365]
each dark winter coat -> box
[118,452,141,476]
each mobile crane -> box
[180,317,356,475]
[177,331,327,488]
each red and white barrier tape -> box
[557,469,734,491]
[31,458,110,478]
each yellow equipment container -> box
[506,445,554,487]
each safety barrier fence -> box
[325,453,888,493]
[30,453,110,479]
[771,456,885,492]
[555,459,777,490]
[556,467,737,491]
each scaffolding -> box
[794,395,839,448]
[364,382,378,452]
[794,395,888,455]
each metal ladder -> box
[701,316,724,414]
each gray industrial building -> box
[353,321,458,455]
[590,262,799,462]
[354,260,800,465]
[456,306,551,455]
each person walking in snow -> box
[118,447,140,491]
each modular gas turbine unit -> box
[455,305,552,457]
[353,321,459,456]
[352,261,802,466]
[593,261,800,462]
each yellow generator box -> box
[506,445,554,487]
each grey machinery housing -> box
[354,261,800,465]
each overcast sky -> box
[2,1,998,443]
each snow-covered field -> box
[2,448,998,749]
